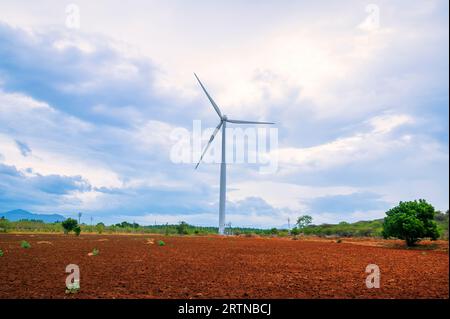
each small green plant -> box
[92,248,99,256]
[0,249,3,257]
[158,240,166,246]
[336,239,342,243]
[65,287,80,294]
[21,240,31,249]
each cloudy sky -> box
[0,0,448,227]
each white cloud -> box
[275,113,415,172]
[0,90,121,188]
[0,133,121,188]
[228,181,357,211]
[368,113,415,134]
[53,38,95,53]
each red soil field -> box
[0,233,448,299]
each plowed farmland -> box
[0,234,448,298]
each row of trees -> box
[2,200,445,246]
[293,200,442,246]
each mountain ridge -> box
[1,209,66,223]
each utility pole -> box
[78,212,82,225]
[90,216,93,227]
[288,217,291,235]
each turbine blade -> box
[194,73,222,118]
[226,119,275,125]
[195,121,223,169]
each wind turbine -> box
[194,73,274,235]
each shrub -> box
[65,287,80,294]
[158,240,166,246]
[92,248,99,256]
[382,199,440,246]
[0,249,3,257]
[74,226,81,236]
[0,218,10,233]
[270,228,279,235]
[96,223,105,234]
[277,230,289,237]
[290,227,300,236]
[176,221,189,235]
[164,224,170,236]
[356,228,372,237]
[21,240,31,249]
[62,218,78,234]
[435,211,447,222]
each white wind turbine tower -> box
[194,73,274,235]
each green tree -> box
[96,222,105,234]
[176,221,189,235]
[382,199,440,246]
[164,223,170,236]
[297,215,313,229]
[74,225,81,236]
[291,227,300,236]
[0,218,10,233]
[270,227,279,235]
[62,218,78,234]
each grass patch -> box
[0,249,3,257]
[158,240,166,246]
[65,287,80,294]
[21,240,31,249]
[92,248,99,256]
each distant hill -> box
[1,209,66,223]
